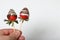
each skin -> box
[0,29,25,40]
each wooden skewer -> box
[20,22,22,30]
[19,20,23,31]
[12,22,15,32]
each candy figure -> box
[19,7,29,23]
[4,9,18,27]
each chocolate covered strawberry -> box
[4,9,18,26]
[7,14,17,21]
[19,8,29,23]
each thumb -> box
[9,31,22,40]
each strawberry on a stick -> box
[4,9,18,29]
[19,7,29,23]
[18,7,29,30]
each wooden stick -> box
[20,22,22,30]
[12,22,15,32]
[19,20,23,31]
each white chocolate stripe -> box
[20,13,29,16]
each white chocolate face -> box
[22,10,28,14]
[8,9,16,15]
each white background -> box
[0,0,60,40]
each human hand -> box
[0,29,25,40]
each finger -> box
[9,30,22,40]
[8,29,14,34]
[18,36,25,40]
[0,30,4,35]
[2,29,9,35]
[1,29,13,35]
[0,29,9,35]
[8,29,22,34]
[0,29,21,35]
